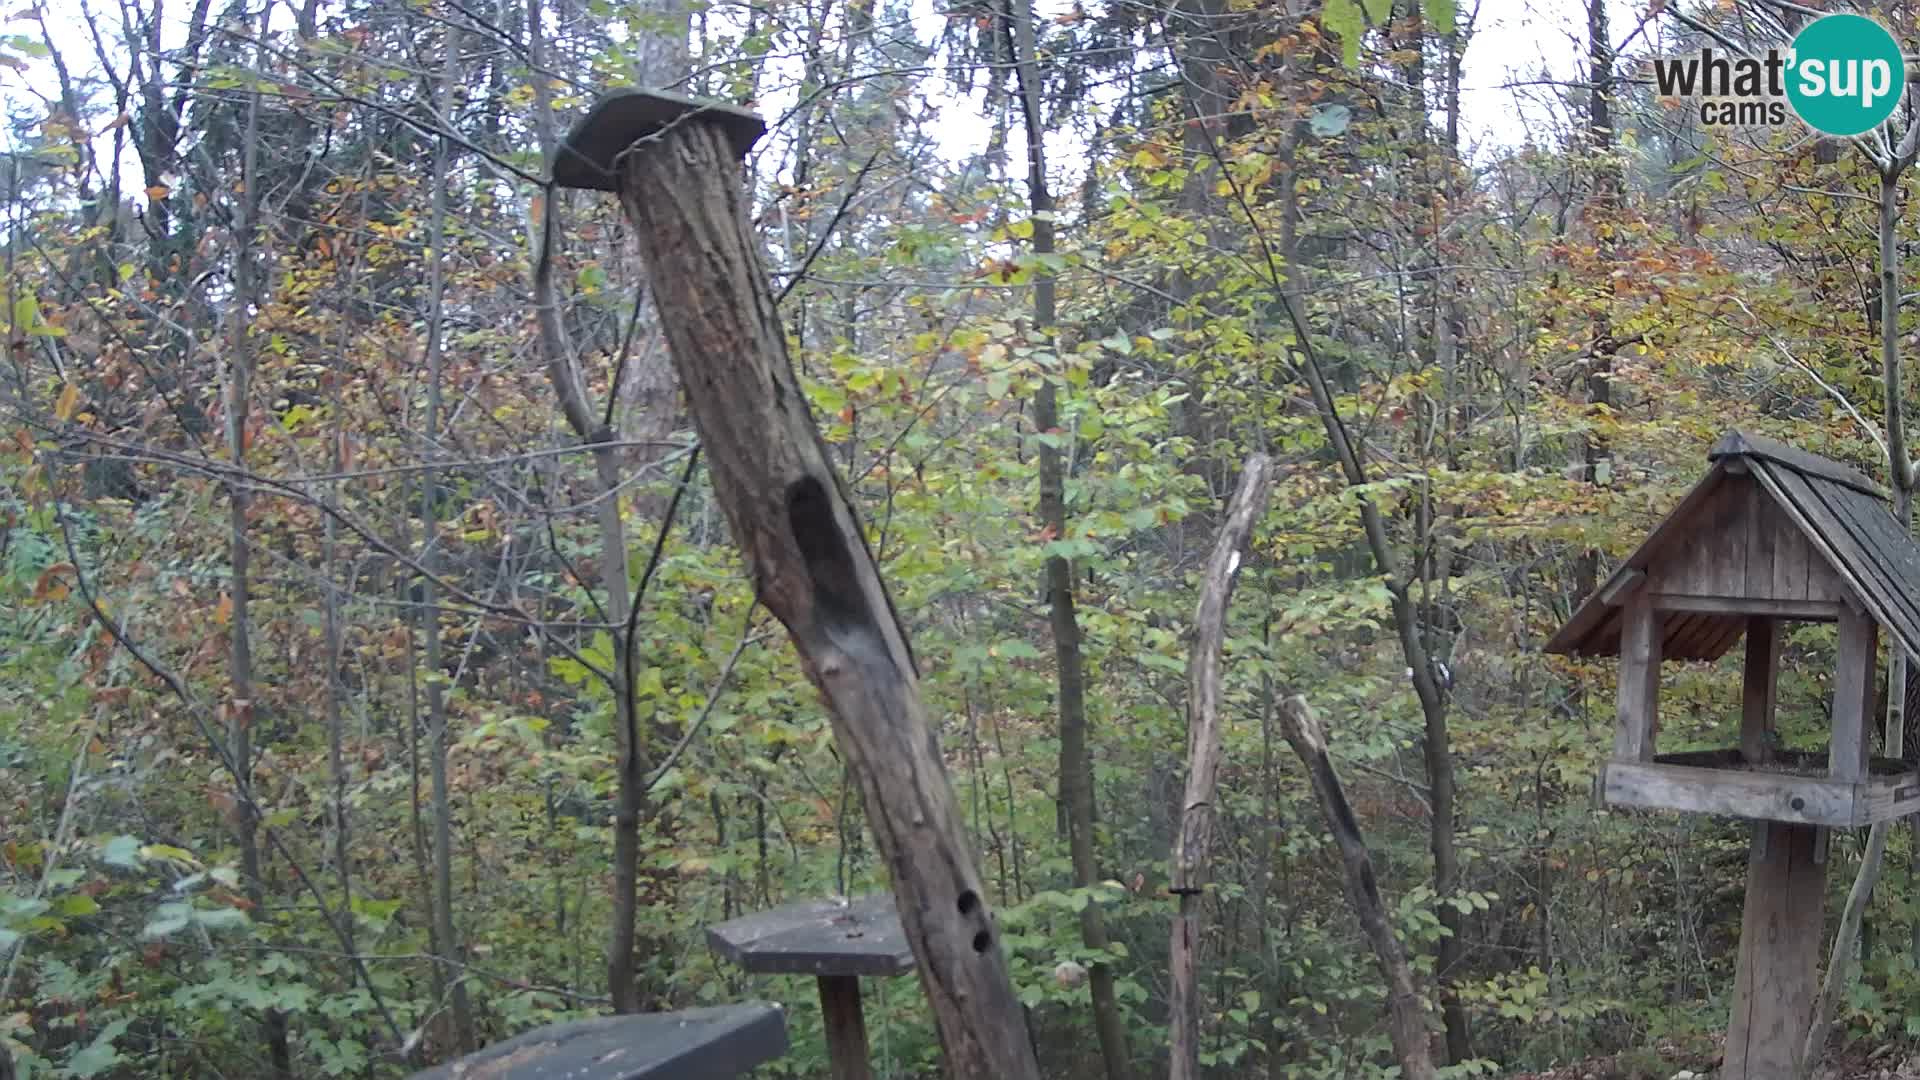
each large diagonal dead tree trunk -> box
[598,100,1041,1080]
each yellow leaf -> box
[53,382,77,422]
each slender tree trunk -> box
[224,13,291,1075]
[1005,2,1129,1075]
[418,27,476,1055]
[1805,162,1917,1076]
[1276,696,1438,1080]
[526,0,687,1010]
[1577,0,1618,602]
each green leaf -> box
[1321,0,1364,67]
[68,1018,130,1077]
[195,906,253,933]
[142,902,193,939]
[1424,0,1455,34]
[101,834,142,868]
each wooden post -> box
[584,94,1039,1079]
[1170,454,1273,1080]
[1614,590,1660,761]
[817,976,872,1080]
[1832,605,1877,782]
[1741,617,1779,764]
[1724,822,1826,1079]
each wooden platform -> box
[409,1004,787,1080]
[1600,749,1920,826]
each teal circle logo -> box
[1787,14,1906,136]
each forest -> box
[12,0,1920,1075]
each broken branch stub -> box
[591,96,1040,1080]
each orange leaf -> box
[145,184,169,200]
[214,592,233,626]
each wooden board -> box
[1601,760,1859,826]
[708,894,915,978]
[409,1005,788,1080]
[1723,822,1825,1079]
[1600,752,1920,825]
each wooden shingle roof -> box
[1546,430,1920,663]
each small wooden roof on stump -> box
[1546,430,1920,664]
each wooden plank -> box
[1710,476,1752,597]
[1649,595,1843,620]
[1831,606,1877,783]
[1659,479,1730,597]
[1711,429,1886,498]
[1615,591,1660,761]
[1723,822,1826,1079]
[1746,478,1777,599]
[1601,761,1859,826]
[1855,766,1920,823]
[409,1005,789,1080]
[1770,497,1812,602]
[1598,568,1646,606]
[1742,618,1779,765]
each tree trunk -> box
[607,105,1040,1080]
[418,27,476,1054]
[1804,162,1917,1078]
[1006,0,1130,1074]
[1170,455,1274,1080]
[224,13,291,1075]
[1276,696,1438,1080]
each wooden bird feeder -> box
[1547,430,1920,1077]
[709,894,913,1080]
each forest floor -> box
[1504,1035,1920,1079]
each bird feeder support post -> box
[817,975,873,1080]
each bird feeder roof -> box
[1546,430,1920,663]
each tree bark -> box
[418,26,476,1054]
[1276,696,1438,1080]
[611,112,1040,1080]
[224,12,291,1075]
[1004,0,1130,1074]
[1169,454,1274,1080]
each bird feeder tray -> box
[407,1003,787,1080]
[552,89,765,191]
[1601,747,1920,827]
[707,893,913,978]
